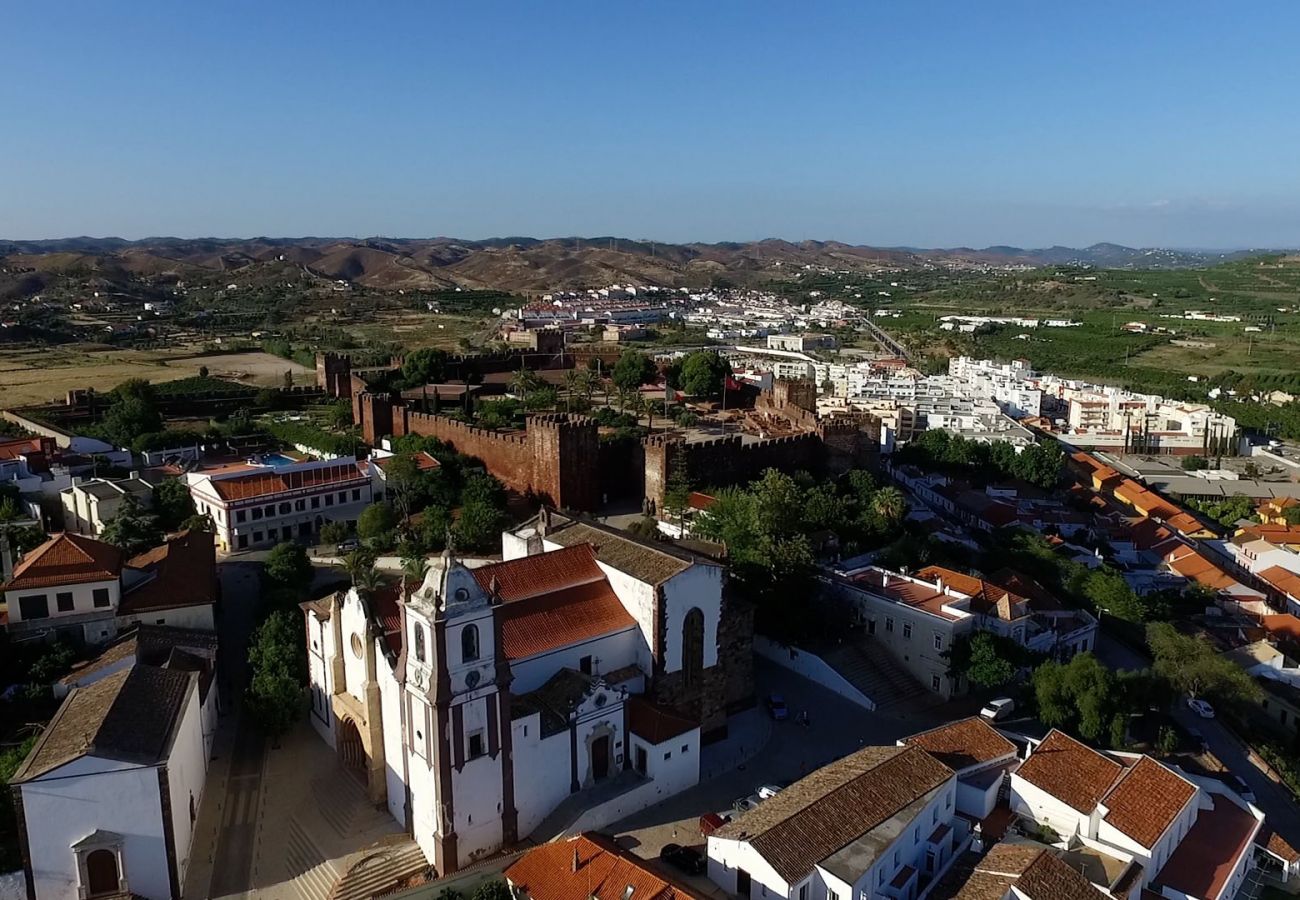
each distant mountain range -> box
[0,236,1285,295]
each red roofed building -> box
[1011,729,1263,899]
[3,531,218,643]
[506,833,704,900]
[187,456,374,552]
[301,511,733,877]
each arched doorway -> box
[337,716,367,782]
[682,608,705,688]
[86,849,119,897]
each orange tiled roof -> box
[850,569,962,621]
[472,544,605,602]
[1166,546,1240,593]
[1101,755,1197,848]
[474,546,637,660]
[3,533,123,591]
[1260,566,1300,600]
[505,833,704,900]
[627,696,697,745]
[118,531,217,615]
[917,566,1029,621]
[904,717,1017,772]
[1014,729,1122,813]
[208,460,366,503]
[1262,614,1300,644]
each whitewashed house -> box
[1,530,218,646]
[9,665,209,900]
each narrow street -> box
[1097,633,1300,846]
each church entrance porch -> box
[336,716,369,787]
[591,735,610,781]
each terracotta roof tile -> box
[544,515,703,585]
[505,833,704,900]
[3,532,123,591]
[207,460,367,503]
[627,696,697,745]
[1260,565,1300,600]
[1258,826,1300,865]
[905,717,1017,773]
[1154,794,1258,900]
[1101,755,1197,848]
[472,544,605,602]
[118,530,217,614]
[1014,729,1122,814]
[1016,848,1110,900]
[916,566,1029,621]
[11,665,194,782]
[499,579,636,659]
[715,745,952,884]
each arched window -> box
[413,624,426,662]
[86,849,119,897]
[461,624,480,663]
[682,608,705,688]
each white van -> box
[980,698,1015,722]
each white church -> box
[302,511,749,875]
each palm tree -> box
[576,367,600,404]
[509,366,542,399]
[400,551,430,598]
[353,565,384,595]
[342,548,376,586]
[563,369,580,412]
[870,486,909,526]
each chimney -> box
[572,846,580,873]
[539,506,551,537]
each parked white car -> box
[980,698,1016,722]
[1187,698,1216,719]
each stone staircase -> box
[330,840,430,900]
[820,637,929,710]
[286,817,340,900]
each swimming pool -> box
[261,453,297,467]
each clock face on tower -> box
[465,669,481,689]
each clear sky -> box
[4,1,1299,248]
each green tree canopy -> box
[401,348,449,388]
[611,350,656,394]
[102,379,163,449]
[245,610,307,741]
[1032,652,1161,748]
[678,350,731,398]
[358,502,399,549]
[100,495,164,556]
[153,477,196,531]
[946,631,1036,689]
[264,541,314,597]
[1147,622,1261,704]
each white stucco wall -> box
[509,627,641,694]
[306,611,334,747]
[659,565,722,674]
[630,725,700,800]
[754,637,876,711]
[511,717,573,838]
[22,757,169,900]
[165,681,208,889]
[378,650,408,827]
[708,836,791,899]
[4,578,120,626]
[119,603,215,633]
[1010,775,1088,840]
[449,692,506,866]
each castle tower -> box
[403,551,516,875]
[527,414,599,511]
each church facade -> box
[301,512,750,874]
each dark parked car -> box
[660,843,706,876]
[766,693,788,721]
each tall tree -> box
[100,496,164,555]
[245,610,307,743]
[611,350,656,397]
[1147,622,1261,704]
[678,350,731,398]
[265,541,314,597]
[153,477,196,531]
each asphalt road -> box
[1096,632,1300,846]
[208,561,267,898]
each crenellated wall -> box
[356,392,599,510]
[643,432,825,506]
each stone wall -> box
[356,393,600,510]
[642,432,824,506]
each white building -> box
[302,511,739,875]
[9,665,210,900]
[826,564,1097,700]
[186,456,374,552]
[60,475,155,538]
[1011,729,1264,899]
[2,530,218,645]
[707,718,1019,900]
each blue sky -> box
[3,1,1299,247]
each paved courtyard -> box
[185,720,406,899]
